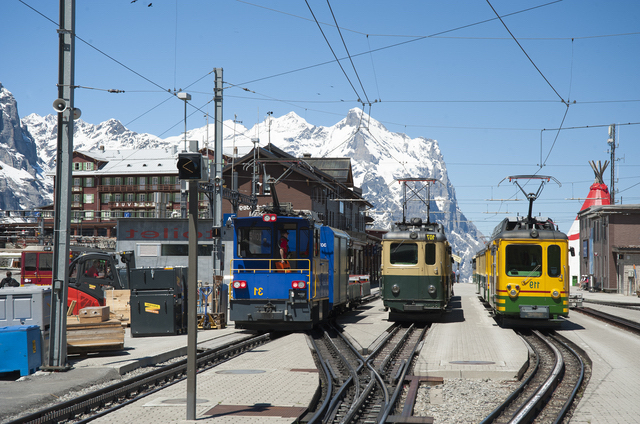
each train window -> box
[390,242,418,265]
[237,227,271,257]
[505,245,542,277]
[425,243,436,265]
[39,253,54,271]
[24,253,38,271]
[547,245,561,277]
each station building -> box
[8,142,381,284]
[578,204,640,295]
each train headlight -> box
[232,280,247,289]
[391,284,400,295]
[292,281,306,289]
[428,285,436,294]
[551,289,561,299]
[509,289,518,298]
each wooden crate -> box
[105,289,131,325]
[66,317,125,354]
[79,306,110,323]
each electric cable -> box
[304,0,362,102]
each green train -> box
[474,175,571,325]
[381,217,454,321]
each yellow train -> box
[473,176,571,325]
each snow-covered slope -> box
[2,82,484,278]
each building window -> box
[138,193,147,202]
[73,194,81,202]
[84,210,94,219]
[73,162,82,171]
[85,177,94,188]
[102,193,112,203]
[84,194,94,204]
[101,211,111,219]
[139,176,146,186]
[126,193,135,202]
[152,176,159,185]
[84,162,94,171]
[73,178,82,187]
[126,177,135,185]
[114,177,122,186]
[163,176,172,185]
[114,193,122,202]
[102,177,111,186]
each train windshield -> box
[390,242,418,265]
[425,243,436,265]
[547,245,561,277]
[505,245,542,277]
[237,227,272,258]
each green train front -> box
[478,216,570,323]
[381,218,453,320]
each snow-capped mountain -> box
[0,83,52,210]
[2,83,483,278]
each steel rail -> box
[479,331,541,424]
[319,325,364,424]
[509,330,564,424]
[307,336,335,424]
[576,306,640,334]
[547,332,585,424]
[378,325,427,424]
[8,333,269,424]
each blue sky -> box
[3,0,640,237]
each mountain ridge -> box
[1,83,483,278]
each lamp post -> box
[178,92,191,218]
[177,92,191,152]
[267,111,273,150]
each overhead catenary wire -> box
[325,0,370,106]
[305,0,363,103]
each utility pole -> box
[212,68,224,292]
[267,111,273,151]
[608,124,616,204]
[46,0,76,371]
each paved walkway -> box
[558,310,640,424]
[414,283,528,380]
[90,333,318,424]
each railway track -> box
[480,330,586,424]
[575,306,640,335]
[306,322,427,424]
[582,298,640,311]
[7,333,271,424]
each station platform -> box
[557,292,640,423]
[413,283,529,380]
[89,333,318,424]
[0,325,252,423]
[571,286,640,304]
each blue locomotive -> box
[229,209,369,331]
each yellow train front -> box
[381,218,453,321]
[477,216,570,325]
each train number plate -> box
[519,305,549,319]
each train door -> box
[21,251,53,285]
[490,243,497,308]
